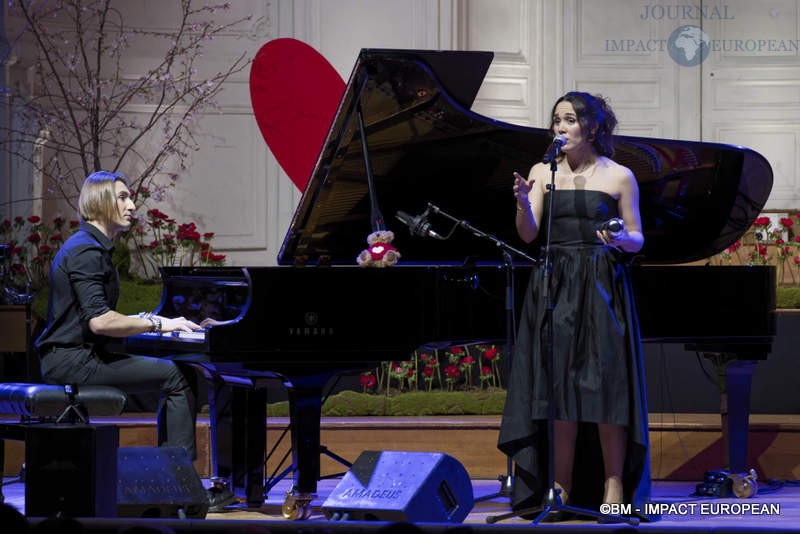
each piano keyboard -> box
[135,330,208,342]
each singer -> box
[498,92,653,522]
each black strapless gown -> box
[497,190,654,520]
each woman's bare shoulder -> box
[601,157,636,184]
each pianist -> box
[498,92,653,521]
[34,171,236,508]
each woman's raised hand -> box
[513,171,535,203]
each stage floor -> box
[4,476,800,530]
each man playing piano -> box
[34,171,237,510]
[498,92,653,521]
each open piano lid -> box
[278,49,773,266]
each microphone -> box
[598,218,625,236]
[395,209,445,240]
[542,134,567,163]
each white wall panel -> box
[703,0,800,209]
[561,0,695,142]
[469,0,541,126]
[712,0,799,63]
[165,112,268,251]
[467,0,529,62]
[575,0,663,67]
[713,80,800,110]
[715,126,800,209]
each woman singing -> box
[498,92,653,522]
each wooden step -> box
[3,413,800,481]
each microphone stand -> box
[485,155,638,526]
[422,204,536,503]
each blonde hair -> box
[78,171,129,223]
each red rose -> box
[776,238,785,245]
[53,217,64,225]
[423,366,434,377]
[149,240,160,249]
[201,243,210,251]
[70,220,79,228]
[450,346,464,355]
[481,366,492,376]
[180,230,200,242]
[795,256,800,265]
[359,374,376,389]
[14,216,23,223]
[39,245,51,253]
[407,368,414,378]
[781,217,794,227]
[758,245,767,255]
[50,234,63,242]
[484,347,498,360]
[444,364,460,377]
[2,220,10,228]
[27,215,40,224]
[461,355,474,365]
[211,253,225,262]
[31,256,41,263]
[11,263,25,275]
[27,233,41,243]
[150,220,162,228]
[204,232,214,239]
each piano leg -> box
[724,360,757,474]
[283,372,341,493]
[209,379,267,507]
[286,378,325,495]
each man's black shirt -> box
[35,221,119,354]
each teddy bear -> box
[357,230,400,267]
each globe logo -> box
[667,25,711,66]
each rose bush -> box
[367,344,506,395]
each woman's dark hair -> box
[548,92,617,157]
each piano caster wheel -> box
[282,491,313,520]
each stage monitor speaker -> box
[117,447,209,518]
[322,450,474,523]
[25,424,119,517]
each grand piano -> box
[124,49,775,517]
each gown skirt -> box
[497,190,654,519]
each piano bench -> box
[0,382,126,422]
[0,383,124,514]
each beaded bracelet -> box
[138,311,159,333]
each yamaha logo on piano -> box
[288,311,334,336]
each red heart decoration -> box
[249,38,345,191]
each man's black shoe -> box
[207,486,239,512]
